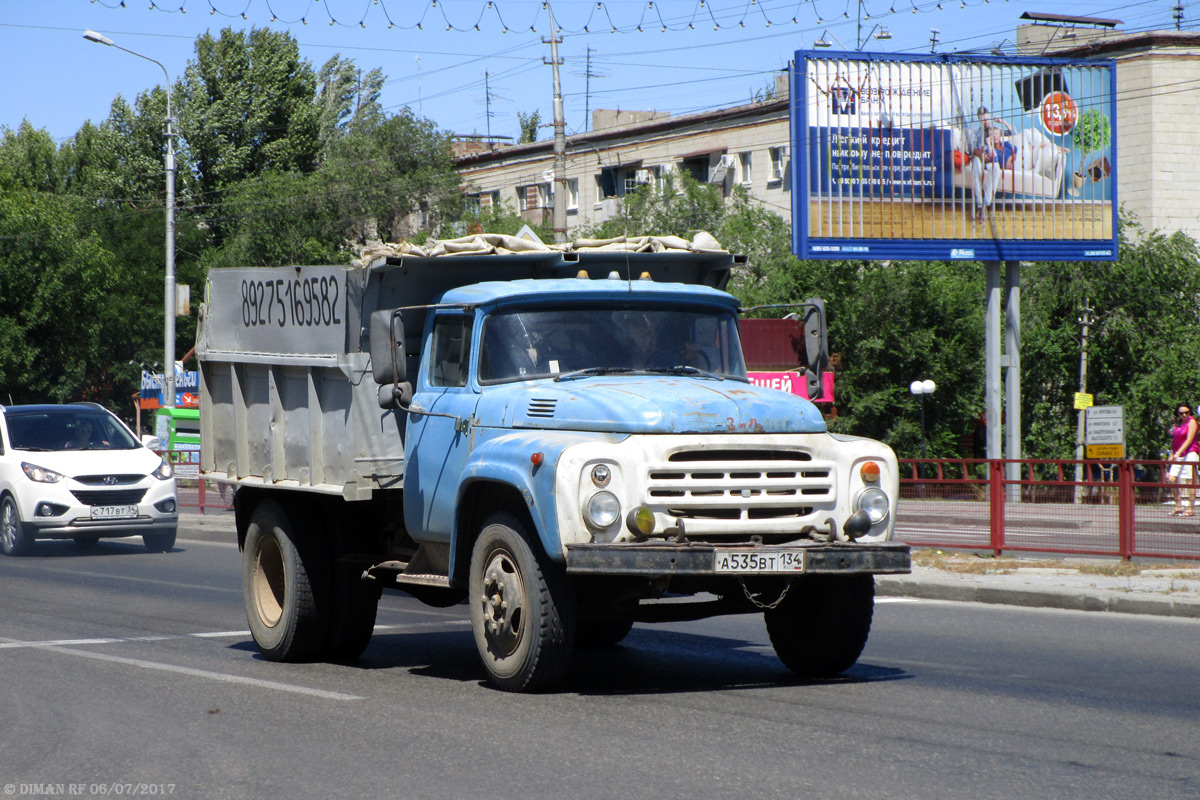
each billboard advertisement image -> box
[791,52,1118,261]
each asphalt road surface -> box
[0,529,1196,800]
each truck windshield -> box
[479,305,747,384]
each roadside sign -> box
[1086,444,1124,459]
[1074,392,1094,410]
[1085,405,1124,453]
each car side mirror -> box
[370,309,407,385]
[141,435,162,451]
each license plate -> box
[714,549,806,574]
[91,505,138,520]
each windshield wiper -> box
[648,365,725,381]
[553,366,637,382]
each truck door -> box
[404,312,480,541]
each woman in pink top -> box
[1168,405,1199,515]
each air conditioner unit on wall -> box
[709,154,734,183]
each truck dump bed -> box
[197,235,741,499]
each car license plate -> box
[714,549,806,574]
[91,505,138,520]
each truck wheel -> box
[764,574,874,678]
[143,529,177,553]
[323,568,381,661]
[1,496,30,556]
[576,601,636,647]
[243,499,330,662]
[469,512,575,691]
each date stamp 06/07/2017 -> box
[3,785,175,797]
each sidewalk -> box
[179,512,1200,621]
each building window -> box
[519,184,549,211]
[738,151,753,184]
[566,178,579,211]
[768,146,788,183]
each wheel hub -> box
[252,535,285,628]
[1,502,15,551]
[479,550,525,657]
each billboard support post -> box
[986,262,1003,467]
[1005,260,1022,501]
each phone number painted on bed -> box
[240,277,343,328]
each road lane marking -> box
[47,646,364,701]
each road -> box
[0,526,1197,800]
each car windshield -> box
[479,305,747,384]
[4,409,141,452]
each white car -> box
[0,403,178,555]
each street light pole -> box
[910,379,937,469]
[84,30,177,410]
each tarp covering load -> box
[355,231,725,265]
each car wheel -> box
[1,496,30,557]
[143,529,177,553]
[469,512,575,691]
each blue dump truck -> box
[197,233,910,691]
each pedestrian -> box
[1167,404,1199,515]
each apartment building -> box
[455,78,792,234]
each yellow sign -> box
[1074,392,1095,410]
[1086,444,1124,459]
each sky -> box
[0,0,1190,145]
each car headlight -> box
[22,462,65,483]
[584,491,621,529]
[854,487,890,525]
[151,458,174,481]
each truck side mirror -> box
[377,381,413,410]
[801,298,829,401]
[370,309,407,385]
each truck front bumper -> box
[565,541,911,576]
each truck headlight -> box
[584,491,621,529]
[854,487,890,525]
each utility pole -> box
[545,5,568,243]
[1073,300,1095,501]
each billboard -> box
[791,52,1117,262]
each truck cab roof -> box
[438,278,741,310]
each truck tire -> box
[243,499,330,662]
[764,574,874,678]
[469,512,575,691]
[576,601,636,647]
[323,567,381,661]
[1,496,30,556]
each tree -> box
[176,27,322,221]
[517,110,541,144]
[315,56,385,162]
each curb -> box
[877,575,1200,620]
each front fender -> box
[457,429,626,563]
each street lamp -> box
[909,379,937,462]
[813,29,848,49]
[84,30,177,410]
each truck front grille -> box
[646,448,834,526]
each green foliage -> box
[517,110,541,144]
[176,27,322,220]
[573,169,725,240]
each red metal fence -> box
[897,459,1200,561]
